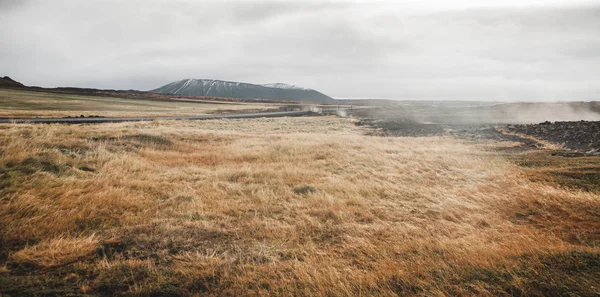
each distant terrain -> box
[348,101,600,124]
[0,88,281,119]
[0,76,314,105]
[0,76,24,88]
[151,79,336,104]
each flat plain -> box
[1,115,598,296]
[0,89,278,118]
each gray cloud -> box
[0,0,26,11]
[1,0,599,101]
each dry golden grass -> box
[10,235,99,268]
[0,117,598,296]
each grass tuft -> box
[10,236,99,268]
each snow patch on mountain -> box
[261,83,308,90]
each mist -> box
[355,101,600,125]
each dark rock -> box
[505,121,600,152]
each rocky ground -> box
[353,115,537,146]
[352,106,600,155]
[355,118,444,137]
[505,121,600,155]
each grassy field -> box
[0,117,599,296]
[509,150,600,193]
[0,89,277,118]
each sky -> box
[1,0,599,101]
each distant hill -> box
[150,79,336,104]
[0,76,306,104]
[0,76,24,88]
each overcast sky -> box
[1,0,599,100]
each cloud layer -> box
[1,0,599,100]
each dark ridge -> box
[0,76,24,87]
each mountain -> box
[150,79,336,104]
[0,76,24,88]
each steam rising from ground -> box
[359,101,600,125]
[336,109,348,117]
[498,102,600,123]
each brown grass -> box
[10,235,99,268]
[0,117,598,296]
[509,150,600,193]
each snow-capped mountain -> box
[149,79,336,104]
[260,83,307,90]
